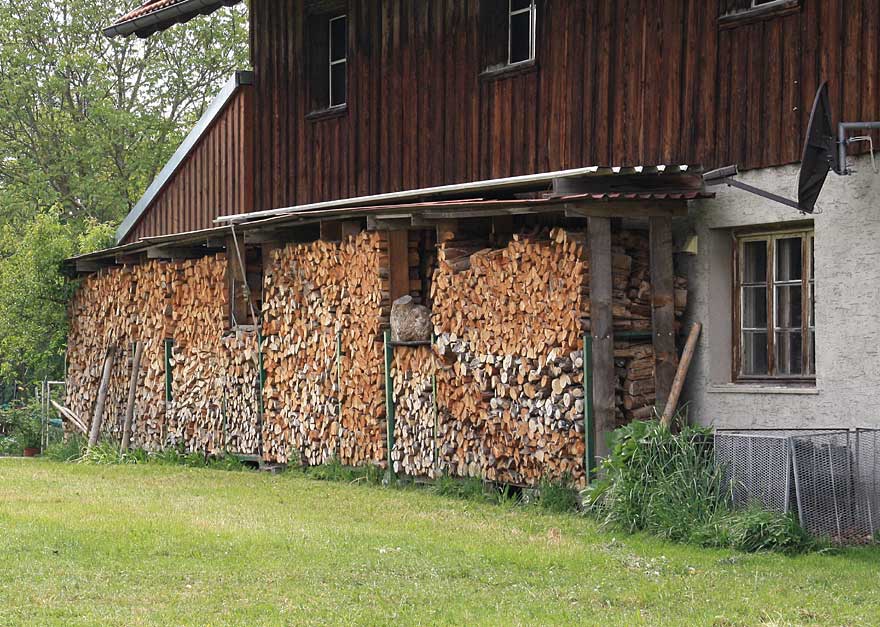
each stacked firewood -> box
[391,346,436,478]
[220,328,262,455]
[615,342,657,424]
[125,261,175,450]
[166,255,228,454]
[261,231,388,466]
[430,228,588,485]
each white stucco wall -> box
[682,156,880,429]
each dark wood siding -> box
[122,85,255,244]
[248,0,880,214]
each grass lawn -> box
[0,459,878,626]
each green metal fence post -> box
[257,329,266,456]
[164,338,174,403]
[431,332,439,478]
[336,330,343,459]
[383,329,395,477]
[583,333,596,483]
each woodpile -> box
[166,255,228,454]
[220,328,262,456]
[66,261,173,450]
[261,231,388,466]
[427,226,687,486]
[64,219,691,488]
[391,346,436,478]
[430,228,587,485]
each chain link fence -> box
[715,429,880,544]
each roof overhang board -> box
[104,0,243,38]
[114,71,253,245]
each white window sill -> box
[707,384,819,396]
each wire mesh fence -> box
[715,429,880,544]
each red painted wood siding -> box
[248,0,880,213]
[121,85,254,244]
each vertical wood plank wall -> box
[122,86,254,243]
[248,0,880,214]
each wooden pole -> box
[650,216,677,411]
[120,341,144,453]
[588,217,616,460]
[88,346,117,449]
[661,322,702,428]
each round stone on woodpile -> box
[390,295,432,343]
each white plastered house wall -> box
[682,155,880,430]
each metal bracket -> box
[703,165,803,212]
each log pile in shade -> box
[65,223,688,488]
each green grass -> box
[0,460,878,626]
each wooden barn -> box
[66,0,880,483]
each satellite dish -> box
[797,82,839,214]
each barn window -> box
[480,0,537,73]
[735,229,815,381]
[329,15,347,108]
[508,0,536,65]
[307,11,348,114]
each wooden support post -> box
[588,217,615,460]
[227,235,249,326]
[650,215,677,412]
[388,230,410,302]
[120,341,144,453]
[89,346,117,449]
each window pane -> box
[511,0,532,11]
[742,331,768,376]
[742,286,767,328]
[330,62,346,107]
[775,237,802,281]
[742,240,767,284]
[775,284,802,328]
[775,331,803,376]
[330,17,346,62]
[509,11,532,63]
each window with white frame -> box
[735,229,815,380]
[508,0,536,65]
[329,15,347,108]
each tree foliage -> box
[0,0,249,395]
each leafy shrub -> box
[432,475,487,500]
[0,401,42,453]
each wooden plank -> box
[650,215,676,412]
[388,229,410,301]
[88,346,117,449]
[588,217,615,460]
[121,341,145,453]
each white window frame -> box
[750,0,790,8]
[508,0,536,66]
[328,14,347,109]
[735,228,815,381]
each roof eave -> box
[103,0,240,38]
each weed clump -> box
[586,419,815,554]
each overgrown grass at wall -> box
[585,419,817,555]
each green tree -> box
[0,0,249,391]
